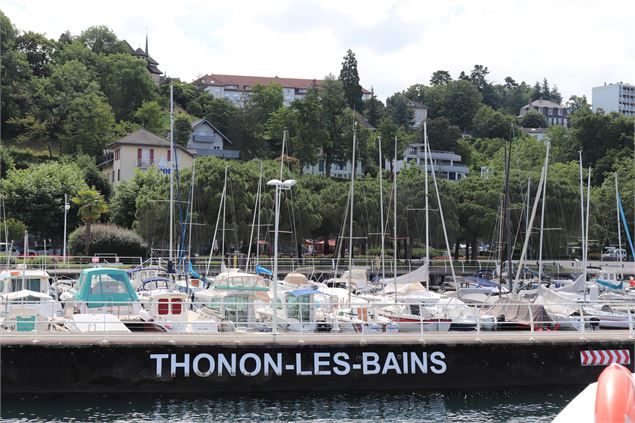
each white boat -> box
[139,290,219,332]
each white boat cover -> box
[380,263,429,286]
[555,273,586,293]
[534,285,581,317]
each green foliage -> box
[72,188,108,225]
[519,109,547,128]
[472,106,513,139]
[0,218,27,243]
[386,93,414,128]
[174,113,192,147]
[430,70,452,86]
[60,90,115,156]
[15,31,56,77]
[68,223,148,256]
[338,49,363,111]
[98,53,156,121]
[133,100,165,135]
[426,117,462,151]
[363,87,384,127]
[3,162,88,240]
[77,25,127,55]
[110,167,166,229]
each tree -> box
[60,90,115,156]
[472,106,513,139]
[15,31,56,77]
[430,70,452,85]
[444,80,482,130]
[201,96,236,135]
[133,100,165,135]
[110,167,166,228]
[78,25,127,55]
[318,76,347,176]
[386,93,414,128]
[3,162,88,240]
[174,114,192,147]
[404,84,427,104]
[338,49,363,111]
[426,117,462,151]
[519,109,547,128]
[363,87,384,127]
[72,188,108,255]
[98,54,156,121]
[567,95,591,116]
[377,116,411,172]
[248,83,284,122]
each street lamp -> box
[266,178,297,335]
[63,194,70,264]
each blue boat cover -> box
[289,288,317,297]
[256,264,273,276]
[597,278,623,290]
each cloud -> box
[2,0,634,104]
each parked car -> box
[601,247,627,261]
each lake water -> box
[1,387,579,422]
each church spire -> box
[145,27,148,56]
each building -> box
[303,156,363,180]
[519,100,568,127]
[391,147,469,181]
[522,127,548,142]
[187,119,239,159]
[592,82,635,116]
[123,37,163,86]
[193,74,371,106]
[407,100,429,128]
[99,128,194,185]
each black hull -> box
[1,333,631,393]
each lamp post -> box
[63,194,70,264]
[266,178,297,335]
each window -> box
[115,149,120,160]
[158,299,169,315]
[117,169,120,181]
[167,149,171,162]
[89,273,128,295]
[137,148,142,166]
[318,159,325,172]
[171,298,182,314]
[149,149,154,163]
[111,171,114,183]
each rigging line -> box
[334,184,351,275]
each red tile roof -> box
[193,73,371,94]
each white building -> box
[187,119,239,159]
[391,147,469,181]
[303,157,363,180]
[407,100,429,128]
[519,100,568,127]
[592,82,635,116]
[193,74,371,106]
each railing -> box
[2,298,635,338]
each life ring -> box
[595,363,635,422]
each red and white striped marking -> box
[580,349,631,366]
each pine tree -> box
[364,87,383,127]
[338,49,363,111]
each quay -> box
[2,331,633,393]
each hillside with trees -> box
[1,10,633,261]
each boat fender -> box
[595,363,635,423]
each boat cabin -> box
[69,268,139,308]
[0,269,51,295]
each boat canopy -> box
[73,268,138,308]
[288,288,317,297]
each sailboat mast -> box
[246,161,263,272]
[578,151,585,274]
[221,165,227,267]
[393,136,398,302]
[187,161,196,260]
[615,173,623,279]
[169,84,175,262]
[538,142,550,284]
[423,122,430,290]
[347,123,357,304]
[585,168,592,282]
[378,136,386,285]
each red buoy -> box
[595,363,635,422]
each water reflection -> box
[1,388,580,422]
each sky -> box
[2,0,634,104]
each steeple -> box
[145,27,148,56]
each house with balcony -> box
[193,73,371,107]
[98,128,195,185]
[390,147,469,181]
[519,99,568,127]
[303,156,363,179]
[187,119,239,159]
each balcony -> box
[195,149,240,159]
[137,160,155,169]
[192,134,215,143]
